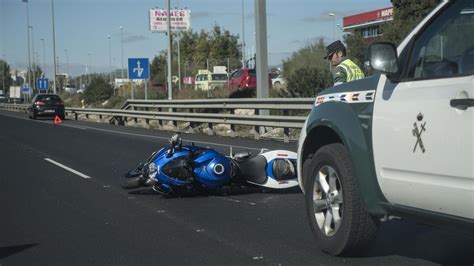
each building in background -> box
[342,7,394,39]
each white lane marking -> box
[44,158,92,179]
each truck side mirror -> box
[365,42,399,75]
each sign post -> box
[128,58,149,100]
[22,84,31,101]
[149,7,192,100]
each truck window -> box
[407,1,474,79]
[196,75,208,81]
[211,74,228,81]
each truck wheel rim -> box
[312,165,343,237]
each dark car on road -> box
[28,94,65,120]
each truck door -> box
[373,1,474,219]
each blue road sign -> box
[37,78,49,91]
[128,58,149,80]
[22,84,31,94]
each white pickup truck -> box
[297,0,473,255]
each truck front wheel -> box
[304,143,378,256]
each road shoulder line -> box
[44,158,92,179]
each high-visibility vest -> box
[337,59,365,82]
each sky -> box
[1,0,391,78]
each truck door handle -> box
[450,98,474,110]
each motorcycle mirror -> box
[170,132,181,146]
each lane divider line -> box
[44,158,92,179]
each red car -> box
[227,68,256,92]
[226,68,271,97]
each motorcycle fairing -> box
[151,145,232,190]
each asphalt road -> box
[0,110,473,265]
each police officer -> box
[323,40,365,85]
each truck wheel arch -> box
[301,104,387,214]
[301,126,343,189]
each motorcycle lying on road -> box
[121,133,298,195]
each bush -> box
[84,75,113,104]
[283,67,332,98]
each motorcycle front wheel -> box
[121,177,146,189]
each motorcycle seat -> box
[237,155,267,184]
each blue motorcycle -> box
[121,133,298,195]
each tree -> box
[283,67,332,98]
[27,64,43,89]
[382,0,441,45]
[343,1,441,72]
[344,33,366,67]
[84,74,113,104]
[150,53,167,83]
[282,38,333,97]
[151,24,241,87]
[0,60,13,93]
[283,39,326,78]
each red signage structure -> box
[343,7,393,28]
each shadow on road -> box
[0,243,38,259]
[365,219,474,264]
[126,185,301,198]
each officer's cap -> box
[323,40,346,59]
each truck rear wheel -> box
[304,143,378,256]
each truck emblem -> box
[412,113,426,153]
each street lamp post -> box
[329,13,336,42]
[29,25,37,91]
[64,49,69,76]
[64,49,69,87]
[1,54,5,93]
[51,0,58,94]
[119,26,124,82]
[22,0,31,99]
[40,38,46,77]
[107,35,112,85]
[241,0,246,68]
[166,0,172,100]
[87,52,91,84]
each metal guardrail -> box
[0,99,314,142]
[120,98,314,111]
[0,103,29,112]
